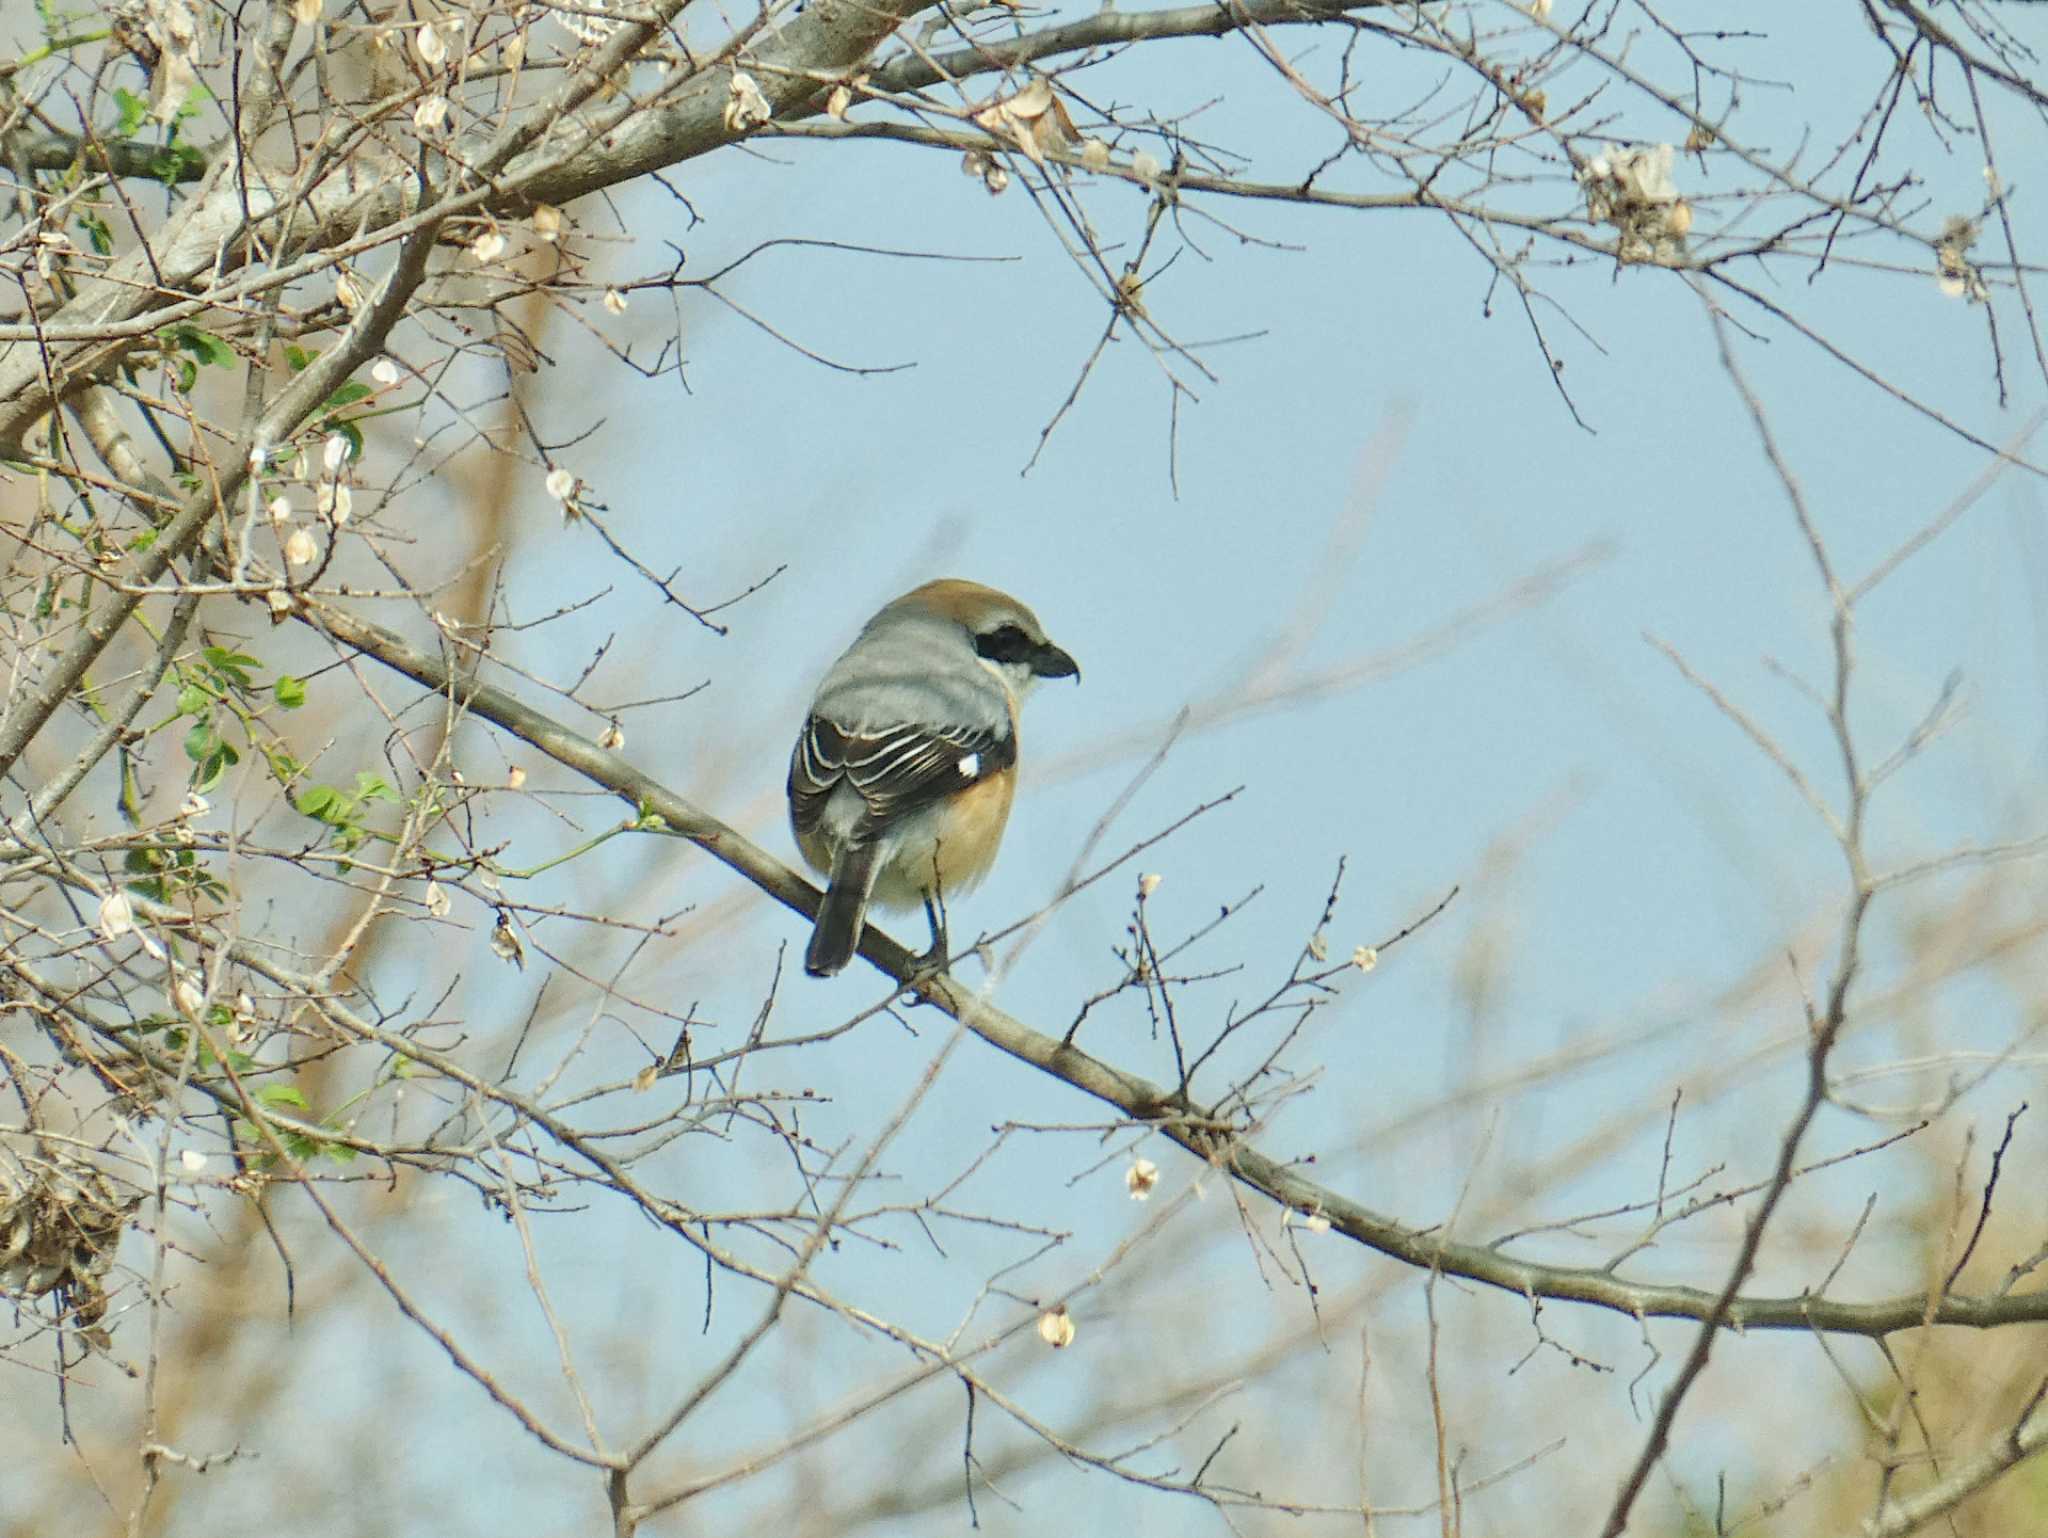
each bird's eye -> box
[975,623,1036,665]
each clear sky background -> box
[8,2,2048,1534]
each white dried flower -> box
[322,433,349,472]
[1138,872,1162,898]
[413,94,450,134]
[372,357,400,387]
[179,790,209,818]
[1080,138,1110,171]
[172,969,206,1018]
[1352,945,1378,973]
[507,765,527,790]
[266,588,292,620]
[415,22,447,65]
[724,70,771,133]
[983,161,1010,195]
[599,720,625,751]
[267,495,291,525]
[472,228,507,263]
[424,880,452,918]
[315,482,352,524]
[1130,149,1162,185]
[1037,1307,1076,1349]
[1307,930,1329,962]
[1935,216,1989,303]
[284,527,318,567]
[179,1148,208,1173]
[533,204,563,242]
[97,891,136,941]
[603,287,628,315]
[545,466,576,500]
[1125,1157,1159,1200]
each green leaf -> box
[355,773,396,803]
[77,210,114,256]
[193,743,237,793]
[113,87,147,137]
[256,1083,310,1111]
[162,324,234,369]
[296,785,342,820]
[150,142,205,187]
[324,381,372,409]
[183,719,217,762]
[273,675,307,710]
[176,683,211,715]
[283,344,313,372]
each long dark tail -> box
[806,841,881,977]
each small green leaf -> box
[324,381,372,409]
[193,741,238,793]
[113,87,147,138]
[283,344,313,373]
[273,675,307,710]
[162,325,234,369]
[257,1083,310,1111]
[296,785,341,820]
[176,683,211,716]
[183,720,217,762]
[355,773,396,803]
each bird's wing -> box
[789,715,1016,844]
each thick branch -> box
[867,0,1384,94]
[295,591,2048,1340]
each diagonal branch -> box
[867,0,1387,94]
[291,590,2048,1342]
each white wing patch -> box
[957,752,980,778]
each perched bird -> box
[788,579,1080,977]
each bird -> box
[788,579,1080,978]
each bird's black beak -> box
[1033,642,1080,682]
